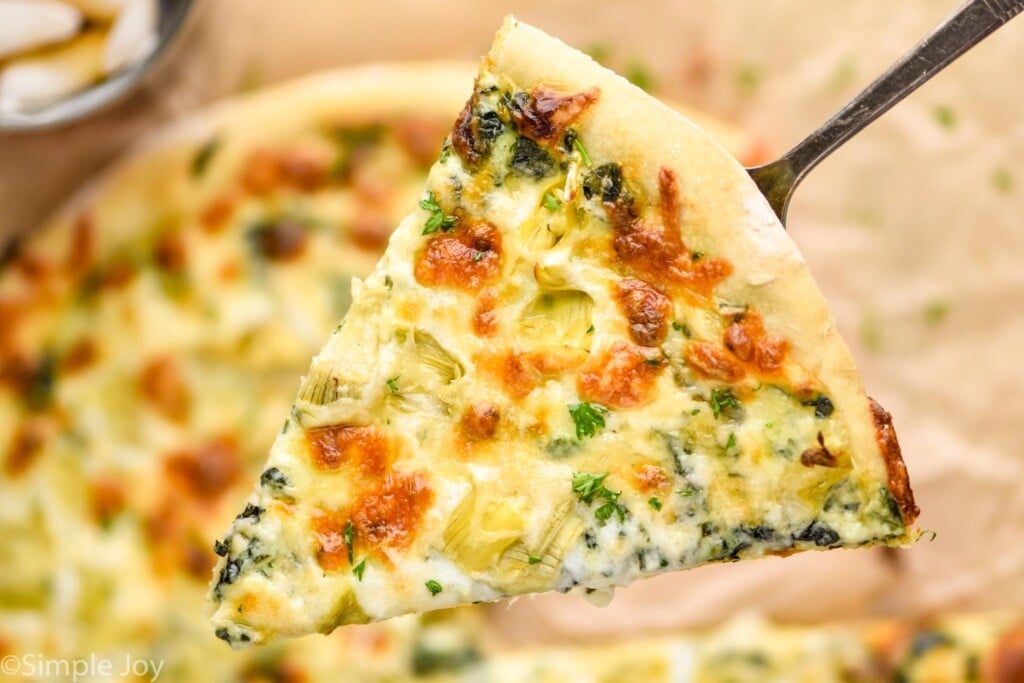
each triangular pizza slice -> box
[209,17,918,645]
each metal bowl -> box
[0,0,194,132]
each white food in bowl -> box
[0,0,83,59]
[103,0,157,74]
[0,30,105,114]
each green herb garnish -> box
[991,167,1012,194]
[425,580,443,596]
[725,433,737,450]
[672,321,683,332]
[352,558,366,581]
[586,324,595,334]
[528,555,542,565]
[573,138,592,167]
[625,61,655,92]
[648,497,662,511]
[923,299,949,326]
[420,191,458,235]
[568,402,608,439]
[932,104,957,129]
[572,472,626,523]
[343,521,355,564]
[709,388,740,418]
[386,376,400,393]
[543,191,562,211]
[678,487,696,497]
[735,63,762,94]
[191,136,222,178]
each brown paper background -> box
[1,0,1022,646]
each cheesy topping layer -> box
[210,21,916,646]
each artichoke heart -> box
[444,482,584,593]
[443,487,524,574]
[518,289,593,349]
[515,201,564,252]
[386,329,463,415]
[322,582,369,631]
[493,499,584,593]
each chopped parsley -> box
[571,472,613,504]
[735,63,762,94]
[725,433,737,450]
[586,324,595,334]
[386,376,400,393]
[543,191,562,211]
[439,140,452,163]
[923,299,949,326]
[672,321,683,331]
[343,521,355,564]
[709,388,740,418]
[690,408,701,415]
[625,61,655,92]
[352,558,366,581]
[527,555,542,565]
[932,104,957,130]
[420,191,458,235]
[991,166,1013,194]
[648,497,662,511]
[573,137,592,167]
[572,472,626,523]
[568,402,608,439]
[691,251,705,261]
[190,136,222,178]
[678,487,696,497]
[425,580,443,596]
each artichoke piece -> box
[414,331,463,383]
[297,364,341,405]
[494,499,584,593]
[518,289,593,349]
[386,329,463,415]
[321,582,369,631]
[443,487,524,574]
[515,204,563,252]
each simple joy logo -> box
[1,653,165,681]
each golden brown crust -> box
[869,398,919,525]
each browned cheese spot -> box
[460,403,500,441]
[613,277,671,346]
[684,341,745,383]
[307,425,389,477]
[139,357,190,422]
[512,85,599,143]
[249,218,310,262]
[609,168,731,298]
[577,341,663,408]
[414,222,501,293]
[164,435,242,501]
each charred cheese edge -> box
[209,18,918,646]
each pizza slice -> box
[208,17,918,646]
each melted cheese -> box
[209,22,914,646]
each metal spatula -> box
[747,0,1023,226]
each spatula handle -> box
[748,0,1024,225]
